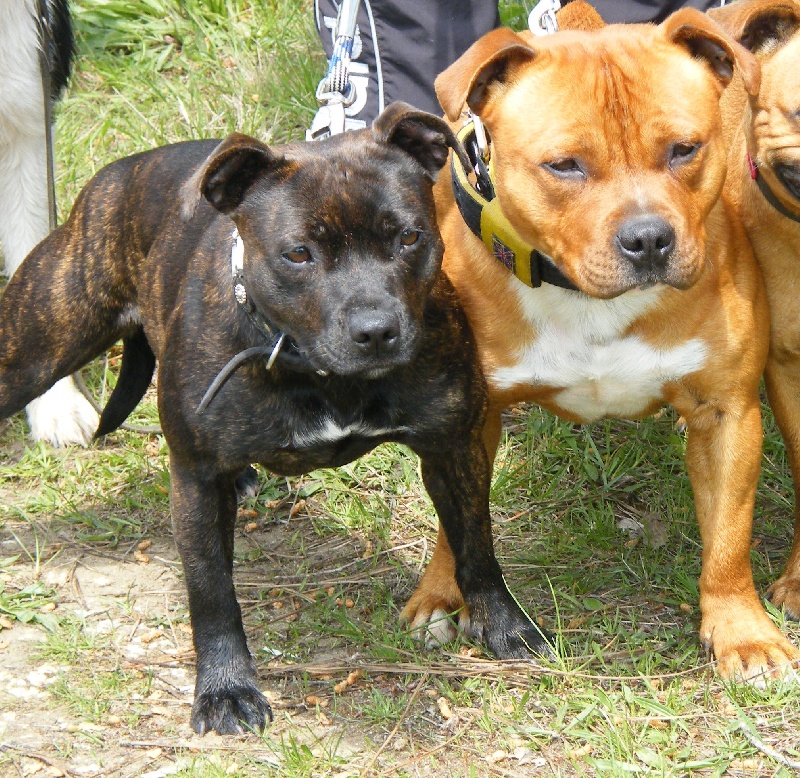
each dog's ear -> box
[711,0,800,56]
[434,28,536,121]
[180,133,285,220]
[661,8,761,96]
[372,101,469,179]
[555,0,605,31]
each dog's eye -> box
[669,142,701,168]
[543,158,585,179]
[283,246,311,264]
[400,228,420,246]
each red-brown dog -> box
[711,0,800,617]
[401,4,800,681]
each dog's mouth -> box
[300,330,421,379]
[775,162,800,203]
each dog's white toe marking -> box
[421,608,459,647]
[26,377,99,447]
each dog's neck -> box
[194,229,326,416]
[229,228,324,372]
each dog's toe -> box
[26,377,98,447]
[486,621,556,660]
[702,607,800,686]
[417,607,460,647]
[715,643,800,687]
[401,588,467,647]
[191,685,272,736]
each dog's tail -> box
[94,328,156,438]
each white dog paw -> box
[26,377,99,447]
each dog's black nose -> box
[616,216,675,271]
[348,310,401,356]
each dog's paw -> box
[191,685,272,736]
[400,585,469,647]
[235,466,260,500]
[714,640,800,688]
[467,595,555,660]
[768,576,800,621]
[26,377,99,447]
[481,618,555,660]
[402,604,469,647]
[701,606,800,687]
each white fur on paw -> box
[420,609,459,647]
[26,377,99,447]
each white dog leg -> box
[25,377,99,447]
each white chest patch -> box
[291,417,408,449]
[491,284,708,422]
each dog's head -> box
[181,103,463,377]
[712,0,800,210]
[436,10,759,298]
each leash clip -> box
[307,0,360,140]
[528,0,561,35]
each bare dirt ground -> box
[0,459,536,778]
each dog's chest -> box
[255,384,411,471]
[489,285,708,422]
[289,416,408,450]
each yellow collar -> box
[451,119,577,291]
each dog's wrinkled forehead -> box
[508,32,722,135]
[264,138,435,237]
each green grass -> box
[1,0,800,776]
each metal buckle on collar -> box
[471,113,489,164]
[230,228,251,309]
[462,116,495,200]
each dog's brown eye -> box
[543,158,584,179]
[400,228,420,246]
[283,246,310,264]
[669,142,701,167]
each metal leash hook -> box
[528,0,561,36]
[307,0,361,141]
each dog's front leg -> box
[685,396,800,682]
[169,459,271,735]
[415,431,552,658]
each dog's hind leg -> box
[0,227,130,433]
[0,127,99,446]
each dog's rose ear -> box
[711,0,800,56]
[555,0,605,31]
[372,102,469,179]
[180,133,284,220]
[662,8,761,96]
[434,28,536,121]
